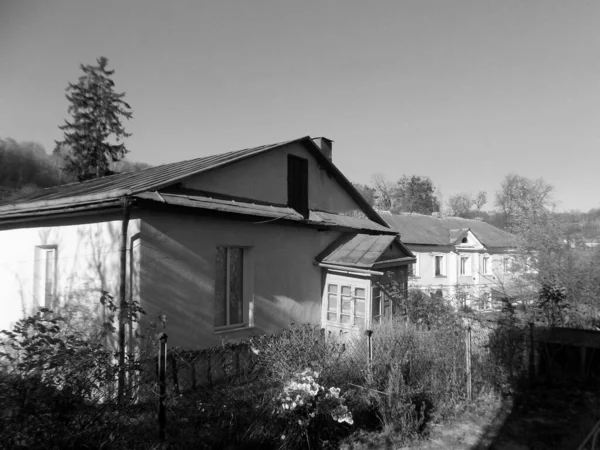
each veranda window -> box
[326,284,366,326]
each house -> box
[0,136,415,350]
[381,212,517,309]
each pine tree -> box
[54,57,133,181]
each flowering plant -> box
[274,368,353,449]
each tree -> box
[447,190,487,218]
[495,174,553,229]
[54,57,133,181]
[395,175,440,214]
[370,173,397,211]
[352,182,377,208]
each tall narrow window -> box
[371,287,383,324]
[460,256,471,275]
[33,246,57,310]
[434,255,445,276]
[482,256,490,274]
[288,155,309,218]
[408,255,419,277]
[215,247,244,328]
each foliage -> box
[395,175,440,214]
[0,138,63,198]
[495,173,554,229]
[270,369,353,449]
[54,56,133,181]
[352,182,377,207]
[367,173,440,214]
[447,190,487,218]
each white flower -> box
[328,387,341,398]
[250,346,260,355]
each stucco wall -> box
[182,142,363,215]
[408,245,514,301]
[138,210,340,349]
[0,215,140,345]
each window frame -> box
[434,254,446,277]
[33,245,58,310]
[325,283,367,327]
[214,246,253,331]
[459,255,471,276]
[482,256,490,275]
[408,254,419,278]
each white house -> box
[381,212,517,309]
[0,136,415,351]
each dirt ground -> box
[345,383,600,450]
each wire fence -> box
[1,313,535,448]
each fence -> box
[1,315,534,448]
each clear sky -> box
[1,0,599,211]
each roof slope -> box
[317,233,414,268]
[0,136,388,228]
[0,138,301,210]
[382,213,516,248]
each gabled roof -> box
[134,191,395,234]
[382,213,516,248]
[0,136,388,228]
[317,233,414,269]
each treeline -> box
[0,137,150,200]
[353,173,600,240]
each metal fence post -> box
[465,324,472,401]
[366,329,373,382]
[158,333,168,442]
[528,322,535,386]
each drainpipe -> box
[118,196,132,404]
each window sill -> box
[214,324,253,334]
[434,275,447,278]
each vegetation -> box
[54,56,133,181]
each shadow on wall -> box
[139,222,215,348]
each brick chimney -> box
[312,137,333,161]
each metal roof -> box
[0,136,390,229]
[382,213,517,248]
[318,234,398,268]
[0,138,303,212]
[135,191,395,234]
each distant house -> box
[0,136,414,350]
[381,213,517,309]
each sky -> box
[1,0,599,211]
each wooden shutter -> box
[287,155,309,218]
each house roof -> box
[382,213,516,248]
[317,233,414,269]
[0,136,389,229]
[134,191,395,234]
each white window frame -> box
[33,245,57,310]
[434,254,446,277]
[460,255,471,276]
[408,254,419,278]
[214,246,253,332]
[325,283,367,327]
[482,256,490,274]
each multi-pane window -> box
[215,247,244,328]
[434,255,445,276]
[34,246,57,309]
[460,256,471,275]
[326,284,366,326]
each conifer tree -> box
[54,57,132,181]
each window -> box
[371,287,383,323]
[288,155,309,218]
[482,256,490,274]
[408,255,419,277]
[33,245,57,310]
[460,256,471,275]
[434,255,445,277]
[326,284,366,326]
[215,247,245,328]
